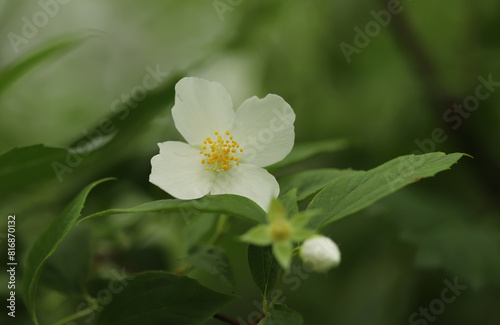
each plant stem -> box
[51,306,96,325]
[213,313,243,325]
[208,214,230,246]
[248,311,266,325]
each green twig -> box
[51,306,96,325]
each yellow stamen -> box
[199,130,243,172]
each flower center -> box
[270,220,292,242]
[200,130,243,172]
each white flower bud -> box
[300,236,341,272]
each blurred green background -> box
[1,0,499,324]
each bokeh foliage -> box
[1,0,499,324]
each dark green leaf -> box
[96,271,236,325]
[261,304,303,325]
[184,245,235,289]
[248,245,281,299]
[184,214,218,249]
[279,168,358,201]
[307,153,464,229]
[385,191,500,290]
[79,194,267,224]
[0,145,68,194]
[0,32,96,97]
[267,139,347,172]
[40,227,92,298]
[412,222,500,290]
[21,178,113,324]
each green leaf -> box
[267,139,347,172]
[96,271,236,325]
[261,304,303,325]
[184,214,218,250]
[0,31,96,98]
[248,245,281,298]
[40,227,92,298]
[278,189,298,218]
[0,145,68,194]
[385,190,500,290]
[79,194,267,224]
[411,222,500,290]
[184,245,235,289]
[279,168,358,201]
[307,152,464,229]
[21,178,113,324]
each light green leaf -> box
[0,31,96,98]
[267,199,287,223]
[0,145,67,194]
[279,168,358,201]
[241,225,272,246]
[289,213,310,229]
[21,178,113,324]
[184,245,235,289]
[248,245,281,298]
[96,271,236,325]
[307,152,464,229]
[40,227,92,298]
[261,304,303,325]
[278,189,298,218]
[272,241,293,271]
[79,194,267,224]
[290,228,315,242]
[267,139,347,172]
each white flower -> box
[300,236,341,272]
[149,77,295,211]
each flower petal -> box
[300,236,341,272]
[149,141,216,199]
[210,163,279,212]
[231,94,295,167]
[172,77,235,145]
